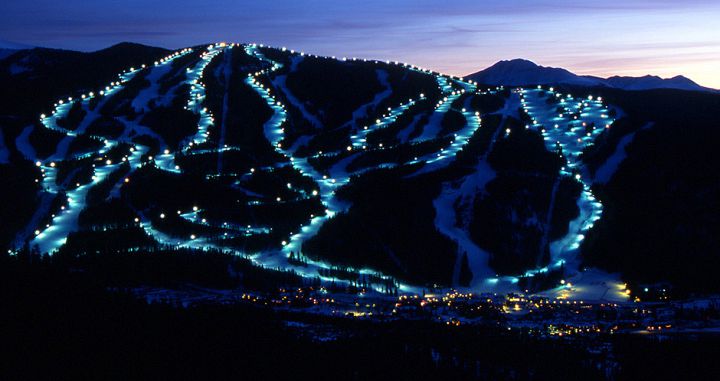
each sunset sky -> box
[2,0,718,88]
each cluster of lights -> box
[26,46,200,254]
[513,86,621,298]
[23,40,630,303]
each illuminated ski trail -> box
[21,48,196,254]
[520,87,628,301]
[242,44,498,293]
[155,44,225,173]
[216,46,233,173]
[244,45,397,290]
[436,94,518,289]
[14,41,630,301]
[413,76,459,142]
[349,95,424,150]
[344,69,393,130]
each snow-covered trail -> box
[245,46,384,286]
[520,87,628,302]
[413,76,457,142]
[155,45,224,174]
[30,142,126,253]
[244,68,481,288]
[436,182,494,286]
[217,47,233,173]
[18,48,197,254]
[521,88,607,269]
[344,69,392,130]
[14,124,36,160]
[243,44,494,293]
[435,94,518,288]
[270,55,324,129]
[11,41,631,301]
[594,122,653,184]
[396,113,425,143]
[181,46,224,149]
[131,48,192,112]
[349,95,423,150]
[24,67,144,253]
[537,177,561,266]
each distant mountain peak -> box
[493,58,538,67]
[467,59,602,87]
[467,59,715,92]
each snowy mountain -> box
[0,42,719,298]
[467,58,715,92]
[467,59,602,87]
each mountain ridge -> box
[466,58,716,92]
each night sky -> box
[1,0,718,87]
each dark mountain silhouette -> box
[467,58,715,92]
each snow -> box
[271,56,324,129]
[432,94,517,289]
[413,76,457,142]
[520,87,628,302]
[135,47,193,113]
[407,101,482,176]
[11,41,639,301]
[344,69,392,129]
[350,95,421,149]
[537,178,561,264]
[17,47,200,254]
[537,268,629,302]
[14,124,36,160]
[435,182,493,286]
[31,144,124,254]
[594,122,653,184]
[217,47,233,173]
[396,113,424,143]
